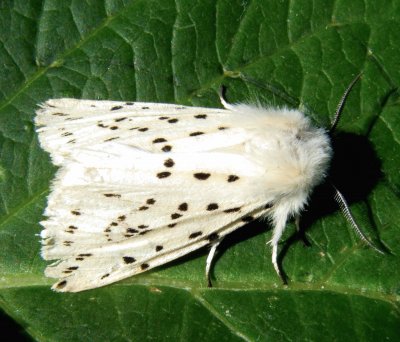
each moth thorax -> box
[294,126,332,192]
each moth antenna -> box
[329,72,363,134]
[218,85,235,110]
[332,185,384,254]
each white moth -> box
[36,75,379,292]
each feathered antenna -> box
[329,73,384,254]
[329,72,362,134]
[332,185,384,254]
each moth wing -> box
[41,143,273,291]
[44,195,269,292]
[35,98,250,165]
[36,99,276,291]
[37,99,275,292]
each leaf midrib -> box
[0,273,397,305]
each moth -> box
[35,74,380,292]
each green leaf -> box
[1,0,399,340]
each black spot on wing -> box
[178,203,188,211]
[189,231,203,239]
[157,172,171,179]
[65,117,83,121]
[223,207,241,213]
[207,233,219,242]
[111,106,123,111]
[104,137,119,142]
[65,228,75,234]
[153,138,167,144]
[123,256,136,264]
[227,175,239,182]
[265,203,273,209]
[241,216,254,222]
[104,193,121,198]
[162,145,172,152]
[164,158,174,167]
[194,173,210,180]
[55,280,67,289]
[189,131,204,136]
[127,228,138,233]
[207,203,219,211]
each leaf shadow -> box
[155,220,268,286]
[208,221,269,284]
[304,132,382,227]
[279,132,383,279]
[0,310,31,342]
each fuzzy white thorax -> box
[229,104,332,213]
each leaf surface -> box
[0,0,399,340]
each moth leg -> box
[270,214,289,284]
[295,215,301,232]
[218,86,235,111]
[271,242,282,280]
[206,240,222,287]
